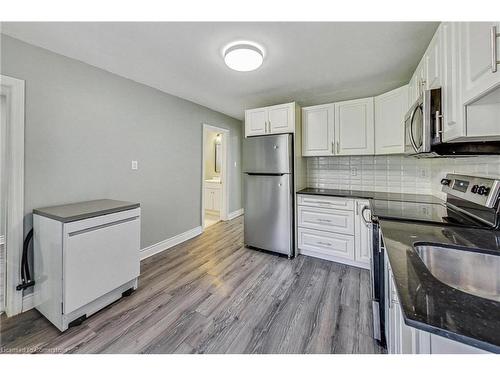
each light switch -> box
[131,160,138,170]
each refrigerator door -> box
[243,134,292,174]
[244,174,293,256]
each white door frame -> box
[201,123,229,230]
[0,74,25,316]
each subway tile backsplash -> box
[306,155,500,197]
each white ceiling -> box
[1,22,439,120]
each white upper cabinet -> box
[460,22,500,104]
[245,107,267,137]
[335,97,375,155]
[440,22,465,142]
[302,104,335,156]
[268,103,295,134]
[375,85,408,154]
[425,29,442,89]
[244,102,296,137]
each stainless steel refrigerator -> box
[243,134,294,257]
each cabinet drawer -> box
[298,228,354,260]
[297,195,354,211]
[298,205,354,234]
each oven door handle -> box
[409,104,421,153]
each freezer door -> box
[243,134,293,174]
[244,174,293,256]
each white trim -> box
[201,123,230,230]
[139,226,202,260]
[1,74,25,317]
[227,208,244,220]
[22,292,35,312]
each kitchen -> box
[1,6,500,371]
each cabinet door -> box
[245,107,268,137]
[204,188,214,210]
[460,22,500,104]
[298,227,355,261]
[354,200,371,268]
[374,85,408,154]
[335,97,374,155]
[212,188,221,211]
[425,29,441,89]
[441,22,466,141]
[268,103,294,134]
[302,104,335,156]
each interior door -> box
[244,174,292,256]
[245,108,267,137]
[335,97,374,155]
[302,104,335,156]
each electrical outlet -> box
[350,167,357,176]
[131,160,138,170]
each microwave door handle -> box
[409,105,420,152]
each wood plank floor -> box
[0,216,384,354]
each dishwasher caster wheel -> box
[122,287,135,297]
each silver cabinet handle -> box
[491,25,499,73]
[336,141,340,153]
[332,141,335,154]
[317,241,332,247]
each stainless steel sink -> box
[414,245,500,302]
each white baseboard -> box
[140,226,203,260]
[227,208,244,220]
[22,292,35,312]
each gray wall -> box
[1,34,243,248]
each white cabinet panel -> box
[441,22,465,141]
[245,108,267,137]
[297,194,354,211]
[335,97,374,155]
[460,22,500,104]
[269,103,294,134]
[63,216,140,313]
[374,85,408,154]
[298,227,355,261]
[302,104,335,156]
[354,200,371,268]
[298,205,355,235]
[430,334,488,354]
[425,30,441,89]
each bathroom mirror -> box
[215,135,221,173]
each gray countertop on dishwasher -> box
[33,199,140,223]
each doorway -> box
[1,75,25,317]
[202,124,229,230]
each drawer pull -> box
[317,241,332,247]
[316,218,332,223]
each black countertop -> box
[297,187,443,204]
[297,187,500,352]
[379,220,500,353]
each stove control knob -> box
[477,186,490,196]
[471,184,479,194]
[441,178,451,186]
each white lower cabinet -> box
[204,182,221,212]
[297,194,371,269]
[384,254,489,354]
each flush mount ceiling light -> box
[223,41,264,72]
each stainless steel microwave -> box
[404,88,442,155]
